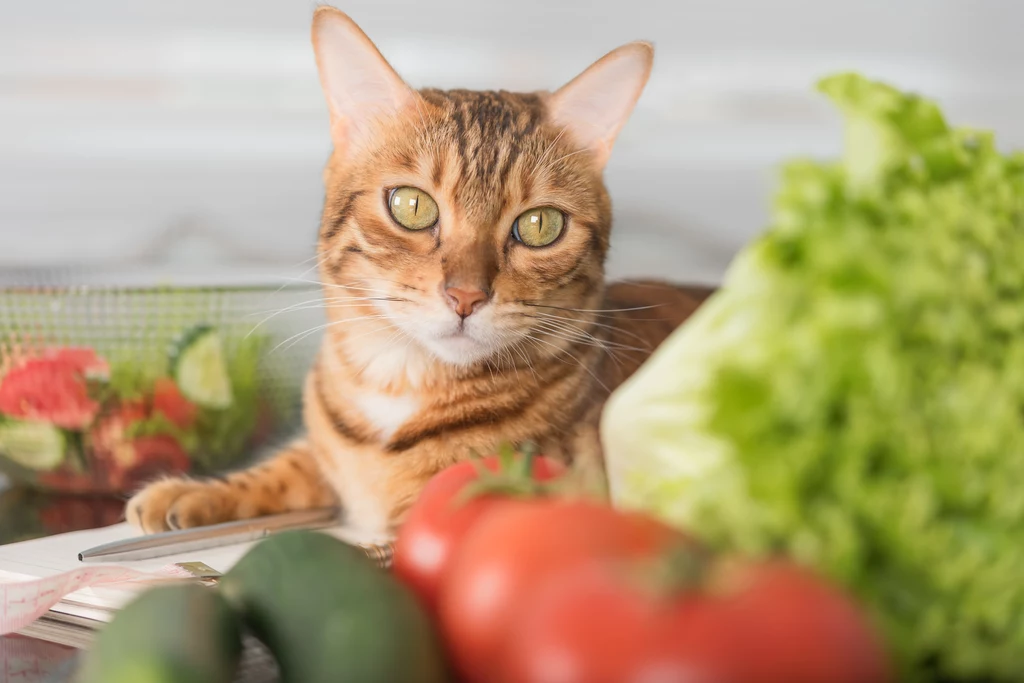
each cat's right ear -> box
[311,7,417,152]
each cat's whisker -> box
[528,325,633,372]
[327,323,397,360]
[245,298,335,338]
[269,314,391,354]
[270,323,335,354]
[525,309,650,340]
[329,283,392,293]
[332,318,403,347]
[289,252,324,268]
[280,277,399,298]
[531,328,628,372]
[531,321,604,349]
[317,318,397,353]
[498,346,521,382]
[531,319,648,354]
[248,295,390,318]
[483,357,497,383]
[521,301,667,315]
[523,334,611,394]
[245,297,404,339]
[336,288,411,303]
[246,297,329,319]
[526,312,653,349]
[512,340,540,383]
[321,283,395,296]
[507,339,540,376]
[253,252,334,302]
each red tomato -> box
[393,454,564,614]
[500,559,892,683]
[152,378,198,429]
[438,500,688,683]
[118,434,191,489]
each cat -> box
[125,6,714,535]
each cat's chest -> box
[350,390,419,440]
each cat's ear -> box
[311,7,418,151]
[548,42,654,169]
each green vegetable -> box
[106,358,165,402]
[171,325,233,409]
[110,329,268,472]
[126,412,200,454]
[78,584,243,683]
[193,333,265,469]
[221,531,448,683]
[0,419,65,471]
[601,73,1024,682]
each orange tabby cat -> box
[126,7,713,535]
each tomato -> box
[117,434,192,489]
[393,453,564,614]
[152,377,199,429]
[438,500,688,683]
[500,558,892,683]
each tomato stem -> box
[516,442,538,478]
[633,543,716,598]
[455,442,552,506]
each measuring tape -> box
[0,564,211,636]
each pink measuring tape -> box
[0,564,204,635]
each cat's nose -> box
[445,286,488,319]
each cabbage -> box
[601,73,1024,682]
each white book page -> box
[0,522,391,614]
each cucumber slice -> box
[170,325,234,409]
[0,419,66,471]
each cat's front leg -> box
[125,439,336,533]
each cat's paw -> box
[126,478,238,533]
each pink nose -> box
[445,286,488,318]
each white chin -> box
[421,333,494,366]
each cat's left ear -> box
[311,7,418,152]
[548,42,654,170]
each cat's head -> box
[311,7,651,372]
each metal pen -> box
[78,508,342,563]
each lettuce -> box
[601,73,1024,681]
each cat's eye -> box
[512,207,565,247]
[388,187,439,231]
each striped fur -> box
[126,8,714,535]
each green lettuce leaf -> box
[601,73,1024,681]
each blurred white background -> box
[1,0,1023,285]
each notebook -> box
[0,521,391,649]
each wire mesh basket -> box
[0,267,324,494]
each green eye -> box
[512,207,565,247]
[388,187,439,230]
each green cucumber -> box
[0,419,65,471]
[78,584,243,683]
[170,325,233,409]
[221,531,448,683]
